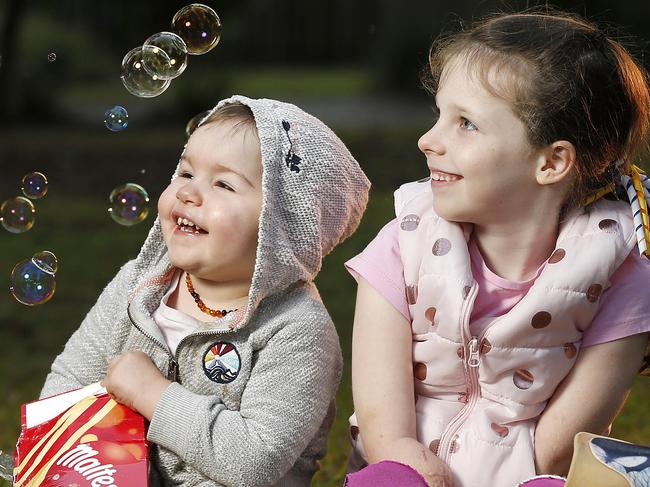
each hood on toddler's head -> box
[134,95,371,329]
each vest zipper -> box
[437,283,480,463]
[466,337,480,367]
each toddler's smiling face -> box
[158,119,263,283]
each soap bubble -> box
[47,52,57,62]
[104,105,129,132]
[108,183,150,226]
[142,32,188,80]
[185,109,211,137]
[1,196,36,233]
[21,171,48,199]
[33,250,58,274]
[10,251,58,306]
[121,46,171,98]
[171,4,222,55]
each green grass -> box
[1,190,649,487]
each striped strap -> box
[621,164,650,257]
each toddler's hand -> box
[103,351,171,420]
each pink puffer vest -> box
[349,180,636,487]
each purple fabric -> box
[344,460,429,486]
[517,475,566,487]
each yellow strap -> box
[582,183,615,207]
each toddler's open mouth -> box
[176,216,208,234]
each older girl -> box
[346,11,650,487]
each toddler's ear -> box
[535,140,576,186]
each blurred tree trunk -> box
[0,0,26,120]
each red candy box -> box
[13,383,148,486]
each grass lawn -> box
[1,190,648,487]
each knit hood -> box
[132,95,370,330]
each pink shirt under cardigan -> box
[346,218,650,347]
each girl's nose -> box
[176,181,202,205]
[418,125,445,156]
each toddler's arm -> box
[534,332,649,476]
[352,277,453,487]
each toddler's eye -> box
[179,171,193,179]
[460,118,478,131]
[215,181,234,192]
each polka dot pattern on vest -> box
[548,248,566,264]
[401,214,420,231]
[425,307,436,323]
[432,238,452,256]
[531,311,552,329]
[391,180,636,487]
[480,338,491,354]
[513,369,534,389]
[414,362,427,381]
[491,423,509,437]
[564,343,577,358]
[586,283,603,302]
[406,285,418,305]
[598,219,618,232]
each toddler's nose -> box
[176,182,202,205]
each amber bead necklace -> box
[185,273,237,318]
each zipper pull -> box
[467,337,480,368]
[169,358,179,382]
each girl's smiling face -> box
[418,58,546,227]
[158,119,263,284]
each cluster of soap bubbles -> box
[121,3,222,98]
[1,172,59,306]
[1,172,48,234]
[10,251,58,306]
[108,183,150,226]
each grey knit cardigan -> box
[41,96,371,486]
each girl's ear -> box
[535,140,576,186]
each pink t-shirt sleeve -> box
[344,219,410,320]
[582,250,650,347]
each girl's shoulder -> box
[345,218,410,320]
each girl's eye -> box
[179,171,192,179]
[215,181,234,192]
[460,118,478,131]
